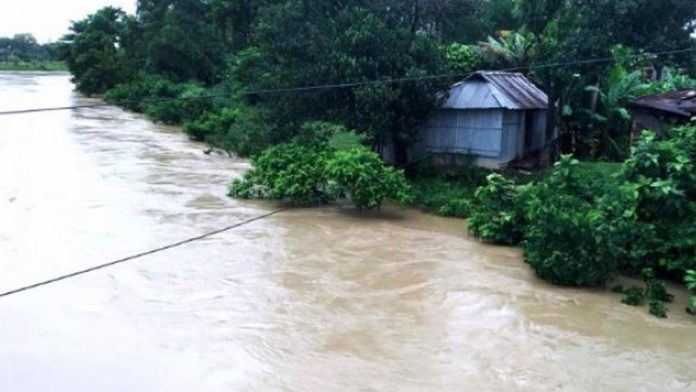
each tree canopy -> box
[59,0,696,160]
[0,33,60,63]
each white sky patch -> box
[0,0,137,43]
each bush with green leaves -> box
[143,84,212,125]
[229,143,330,205]
[230,144,410,209]
[183,107,240,142]
[642,268,674,303]
[105,75,183,111]
[621,131,696,274]
[523,156,631,287]
[686,270,696,314]
[524,195,620,286]
[183,105,276,157]
[325,148,411,209]
[614,270,673,319]
[105,76,213,125]
[622,287,646,306]
[468,174,526,245]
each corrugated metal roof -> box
[441,71,548,110]
[628,89,696,118]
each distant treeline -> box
[59,0,696,161]
[0,34,61,63]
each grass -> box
[0,61,67,72]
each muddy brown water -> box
[0,72,695,391]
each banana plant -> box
[478,30,535,67]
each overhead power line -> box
[0,47,695,117]
[0,208,288,299]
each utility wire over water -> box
[0,208,288,299]
[1,47,695,116]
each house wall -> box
[421,108,548,169]
[500,110,522,162]
[423,109,503,157]
[500,109,547,162]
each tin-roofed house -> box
[628,89,696,135]
[421,71,548,168]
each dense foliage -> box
[466,125,696,317]
[686,270,696,313]
[60,7,132,95]
[326,148,412,209]
[0,34,61,64]
[468,174,526,245]
[230,143,331,205]
[523,156,623,286]
[58,0,696,161]
[230,143,411,209]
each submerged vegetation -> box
[230,124,411,209]
[466,126,696,317]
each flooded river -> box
[1,72,695,391]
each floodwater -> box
[0,72,695,391]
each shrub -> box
[623,131,695,220]
[468,174,526,245]
[524,189,619,286]
[648,299,668,318]
[105,75,182,111]
[106,76,213,125]
[642,268,673,303]
[620,131,696,274]
[325,148,412,209]
[617,268,673,318]
[686,270,696,313]
[622,287,646,306]
[183,107,240,142]
[523,156,625,287]
[229,144,411,209]
[596,182,658,275]
[143,84,212,125]
[229,143,330,205]
[194,105,276,157]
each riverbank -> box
[0,61,67,72]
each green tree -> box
[60,7,130,95]
[135,0,226,84]
[233,1,446,163]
